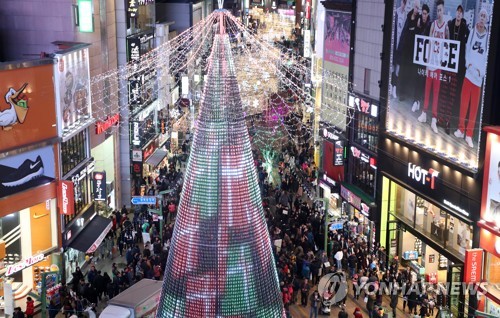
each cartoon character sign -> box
[0,83,28,130]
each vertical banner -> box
[334,140,344,166]
[387,0,494,171]
[463,248,483,283]
[323,10,352,132]
[93,171,107,201]
[58,180,75,215]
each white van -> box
[99,279,163,318]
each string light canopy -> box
[88,9,353,150]
[156,12,285,318]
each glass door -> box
[447,263,465,318]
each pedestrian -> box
[117,235,124,257]
[390,278,400,318]
[353,307,363,318]
[300,278,310,307]
[25,297,34,318]
[48,300,59,318]
[338,306,348,318]
[14,306,25,318]
[309,290,320,318]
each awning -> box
[145,149,168,168]
[69,215,112,254]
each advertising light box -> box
[386,0,494,171]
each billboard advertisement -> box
[481,128,500,227]
[322,10,352,132]
[0,145,56,200]
[54,47,92,134]
[324,10,351,66]
[0,63,57,151]
[387,0,494,171]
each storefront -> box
[476,127,500,317]
[319,173,341,217]
[340,183,376,247]
[0,146,60,308]
[379,139,482,318]
[143,137,169,181]
[62,204,112,283]
[91,113,120,210]
[0,60,61,313]
[348,145,377,198]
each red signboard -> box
[95,113,119,134]
[58,180,75,215]
[464,249,483,284]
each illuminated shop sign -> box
[322,173,336,187]
[93,171,106,201]
[6,253,44,276]
[348,94,378,118]
[334,140,344,166]
[443,199,469,217]
[320,122,341,143]
[341,185,360,211]
[95,113,119,134]
[464,249,483,284]
[351,146,370,163]
[407,162,439,189]
[131,121,141,146]
[127,0,138,18]
[58,180,75,215]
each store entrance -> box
[447,263,465,318]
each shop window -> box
[61,130,88,176]
[354,113,378,152]
[414,197,446,244]
[64,174,91,225]
[446,217,472,256]
[392,181,415,225]
[351,155,376,197]
[486,254,500,304]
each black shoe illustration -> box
[1,155,44,187]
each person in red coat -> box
[25,297,34,318]
[353,307,363,318]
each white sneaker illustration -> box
[412,101,420,112]
[418,112,427,123]
[454,129,464,138]
[465,136,474,148]
[431,118,438,134]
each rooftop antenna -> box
[217,0,224,10]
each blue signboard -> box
[131,196,156,205]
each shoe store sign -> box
[407,162,439,190]
[6,253,44,276]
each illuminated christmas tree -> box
[156,14,285,318]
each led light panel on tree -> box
[156,13,285,318]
